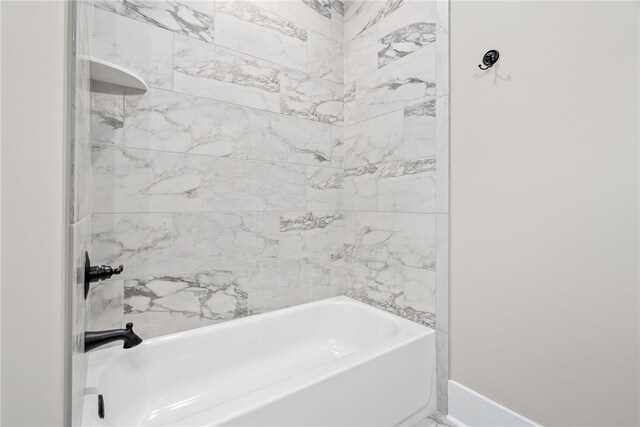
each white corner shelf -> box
[89,57,147,92]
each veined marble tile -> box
[91,146,213,213]
[343,0,363,22]
[245,110,334,165]
[344,256,404,315]
[173,36,281,113]
[73,143,92,222]
[94,0,215,43]
[172,212,279,271]
[371,0,437,69]
[344,109,403,167]
[352,211,436,269]
[435,95,449,213]
[343,165,378,211]
[343,0,404,42]
[91,82,124,146]
[343,158,436,212]
[246,262,282,314]
[378,22,436,68]
[307,167,343,211]
[88,280,123,331]
[330,126,344,167]
[435,0,449,98]
[404,98,437,159]
[343,82,357,125]
[377,158,436,213]
[251,1,331,38]
[70,218,89,427]
[72,8,92,222]
[215,0,307,72]
[92,8,173,89]
[281,258,331,306]
[435,213,448,332]
[402,266,436,327]
[91,214,172,279]
[248,259,330,314]
[72,91,92,222]
[302,0,332,18]
[213,158,307,211]
[330,257,346,296]
[124,88,334,165]
[124,268,250,338]
[435,330,449,413]
[344,28,378,83]
[71,3,91,420]
[343,211,356,257]
[280,69,343,124]
[280,211,343,261]
[375,0,436,51]
[308,32,344,84]
[330,0,344,42]
[344,255,435,323]
[355,44,436,122]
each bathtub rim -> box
[84,296,436,426]
[90,295,432,360]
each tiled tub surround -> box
[343,0,449,414]
[342,0,439,330]
[89,0,346,340]
[88,0,447,363]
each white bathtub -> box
[82,296,436,426]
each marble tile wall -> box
[87,1,447,402]
[342,0,449,413]
[83,0,448,415]
[88,0,346,339]
[342,0,438,327]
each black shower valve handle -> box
[84,251,124,299]
[112,265,124,275]
[88,264,124,283]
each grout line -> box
[343,156,437,170]
[90,143,344,170]
[90,210,436,216]
[91,210,345,216]
[346,39,437,83]
[121,83,127,147]
[180,36,344,91]
[121,257,337,283]
[344,97,437,128]
[344,255,437,274]
[126,84,340,132]
[91,105,434,171]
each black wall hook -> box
[478,50,499,70]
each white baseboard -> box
[448,381,541,427]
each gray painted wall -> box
[450,1,640,425]
[1,1,69,425]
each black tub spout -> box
[85,322,142,352]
